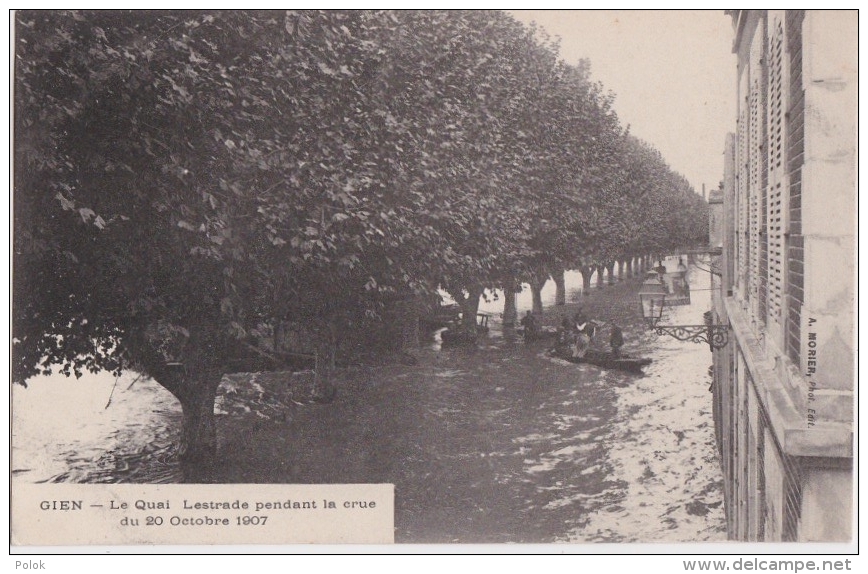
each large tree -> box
[13,10,437,471]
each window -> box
[748,76,763,315]
[766,15,788,337]
[737,109,749,294]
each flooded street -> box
[575,331,725,542]
[12,261,726,543]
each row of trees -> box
[13,10,708,467]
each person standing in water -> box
[609,324,624,357]
[674,258,689,295]
[520,310,538,342]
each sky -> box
[509,10,737,196]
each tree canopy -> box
[13,9,708,464]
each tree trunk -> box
[327,319,338,369]
[274,319,286,352]
[502,287,518,327]
[407,317,420,348]
[444,286,482,343]
[606,262,616,285]
[596,264,605,288]
[446,285,483,334]
[177,381,219,482]
[579,266,593,292]
[618,260,625,280]
[530,276,546,315]
[461,286,482,332]
[552,269,566,306]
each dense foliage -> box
[13,10,708,464]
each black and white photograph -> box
[10,9,857,552]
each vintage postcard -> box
[9,9,856,553]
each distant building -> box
[711,10,855,542]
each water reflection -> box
[565,258,725,542]
[12,370,183,484]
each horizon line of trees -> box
[13,9,709,467]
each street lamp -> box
[638,276,666,327]
[638,276,730,351]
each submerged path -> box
[213,275,726,543]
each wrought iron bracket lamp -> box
[638,281,730,351]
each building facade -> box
[711,10,855,542]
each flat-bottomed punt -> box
[549,348,652,374]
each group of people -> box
[518,260,690,358]
[553,307,624,359]
[519,303,628,358]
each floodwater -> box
[11,370,182,483]
[572,323,725,542]
[11,258,726,543]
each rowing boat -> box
[549,348,652,373]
